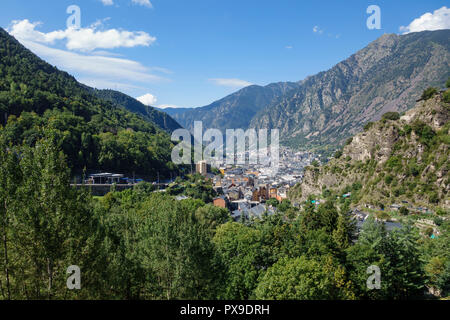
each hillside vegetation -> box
[290,84,450,210]
[0,28,179,179]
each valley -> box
[0,4,449,302]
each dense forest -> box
[0,136,448,299]
[88,88,182,133]
[0,28,180,179]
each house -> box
[87,173,124,184]
[269,187,278,199]
[227,188,243,201]
[231,204,275,221]
[213,196,229,209]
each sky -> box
[1,0,449,108]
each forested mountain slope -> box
[0,27,178,178]
[89,88,182,133]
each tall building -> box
[196,160,209,176]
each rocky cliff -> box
[289,89,450,209]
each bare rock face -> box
[290,93,450,209]
[251,30,450,148]
[402,96,450,131]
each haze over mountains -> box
[164,30,450,150]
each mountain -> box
[167,82,301,132]
[88,88,182,133]
[161,30,450,151]
[0,27,180,179]
[251,30,450,149]
[155,106,192,118]
[289,88,450,209]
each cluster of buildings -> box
[84,173,143,185]
[196,147,318,221]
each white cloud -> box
[132,0,153,8]
[313,25,324,34]
[79,78,144,91]
[16,39,166,85]
[137,93,157,106]
[157,104,182,109]
[400,6,450,34]
[209,78,253,88]
[100,0,114,6]
[9,19,156,52]
[99,0,153,8]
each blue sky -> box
[1,0,449,108]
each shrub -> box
[446,77,450,88]
[322,188,331,198]
[399,206,409,216]
[429,191,439,204]
[408,162,420,177]
[403,124,412,135]
[411,120,435,144]
[386,155,402,172]
[421,87,437,101]
[433,217,443,226]
[334,150,343,159]
[352,182,362,191]
[345,137,353,145]
[363,122,374,131]
[384,175,393,185]
[443,90,450,103]
[382,112,400,121]
[424,227,434,237]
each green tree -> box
[421,87,437,100]
[213,222,263,299]
[347,218,425,299]
[399,206,409,216]
[0,132,104,299]
[255,255,355,300]
[317,200,339,234]
[136,195,222,299]
[333,210,356,250]
[0,135,21,299]
[382,112,400,121]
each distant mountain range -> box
[163,30,450,151]
[88,88,182,133]
[161,82,300,133]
